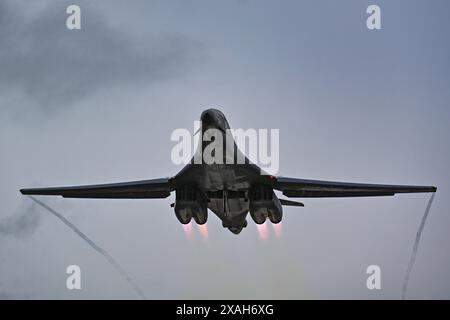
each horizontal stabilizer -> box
[279,198,304,207]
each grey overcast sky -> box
[1,0,449,299]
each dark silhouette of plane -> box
[20,109,437,234]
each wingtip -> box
[20,188,35,195]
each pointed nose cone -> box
[201,110,215,126]
[200,108,224,121]
[200,108,229,131]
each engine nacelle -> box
[249,185,283,224]
[174,186,208,225]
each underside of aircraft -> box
[20,109,437,234]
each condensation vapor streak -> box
[402,192,436,299]
[28,196,147,300]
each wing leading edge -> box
[273,177,436,198]
[20,178,173,199]
[20,176,437,199]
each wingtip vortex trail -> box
[401,192,436,299]
[27,196,147,300]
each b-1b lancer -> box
[20,109,437,234]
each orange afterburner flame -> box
[256,221,269,240]
[197,223,209,241]
[182,221,193,239]
[273,222,282,239]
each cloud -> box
[0,292,13,299]
[0,201,40,239]
[0,288,30,300]
[0,0,204,111]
